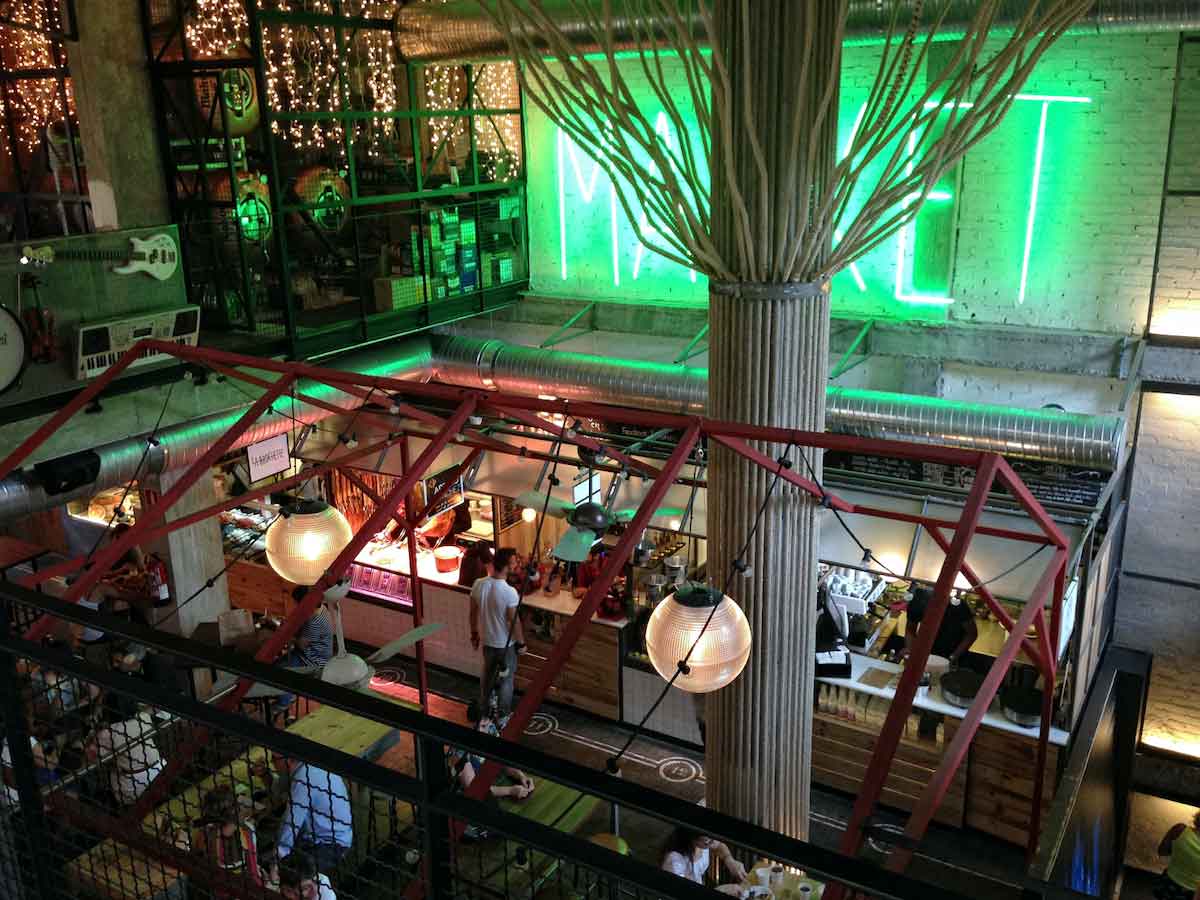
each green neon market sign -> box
[528,91,1091,313]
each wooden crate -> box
[965,728,1060,845]
[225,557,294,618]
[812,710,966,827]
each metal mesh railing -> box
[0,582,1074,900]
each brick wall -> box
[950,33,1176,334]
[525,33,1177,336]
[1118,392,1200,755]
[1150,41,1200,336]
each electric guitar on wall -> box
[19,233,180,281]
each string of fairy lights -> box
[182,0,520,171]
[0,0,76,158]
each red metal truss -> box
[127,397,478,822]
[0,338,1072,873]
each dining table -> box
[732,866,826,900]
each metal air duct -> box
[0,340,433,522]
[430,336,1126,470]
[0,332,1126,524]
[395,1,1200,62]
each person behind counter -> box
[902,585,978,666]
[458,542,493,588]
[470,548,525,719]
[571,546,604,599]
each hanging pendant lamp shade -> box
[644,582,751,693]
[266,499,353,586]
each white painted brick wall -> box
[1122,392,1200,587]
[951,33,1177,335]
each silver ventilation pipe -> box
[0,341,433,522]
[394,1,1200,62]
[0,332,1125,524]
[430,336,1126,470]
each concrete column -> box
[704,0,840,840]
[69,0,168,228]
[144,469,229,637]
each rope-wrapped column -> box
[706,284,829,839]
[704,0,840,840]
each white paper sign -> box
[247,433,290,483]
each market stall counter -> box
[815,652,1067,844]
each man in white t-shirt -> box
[469,548,524,718]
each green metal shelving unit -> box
[139,0,529,360]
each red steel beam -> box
[0,343,144,482]
[146,337,514,455]
[205,360,406,439]
[925,526,1046,673]
[47,794,292,900]
[483,400,664,479]
[465,422,702,805]
[883,547,1065,873]
[709,434,852,511]
[994,457,1070,549]
[401,438,431,712]
[24,372,297,642]
[338,446,483,531]
[340,468,408,533]
[127,398,478,824]
[835,453,1001,868]
[139,339,993,469]
[852,505,1055,546]
[19,434,404,589]
[1028,656,1057,861]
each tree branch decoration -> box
[478,0,1093,284]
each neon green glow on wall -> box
[531,80,1091,312]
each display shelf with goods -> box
[139,2,529,359]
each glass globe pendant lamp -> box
[266,499,354,586]
[644,582,752,693]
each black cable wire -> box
[795,450,1049,589]
[78,378,178,572]
[151,384,379,629]
[497,427,566,665]
[607,441,796,769]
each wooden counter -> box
[816,653,1064,845]
[516,604,623,718]
[813,709,965,827]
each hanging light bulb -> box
[521,506,538,523]
[266,499,353,586]
[644,582,751,693]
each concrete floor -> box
[369,659,1033,898]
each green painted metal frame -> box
[138,0,529,358]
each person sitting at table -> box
[272,753,353,876]
[274,601,336,717]
[87,707,165,806]
[660,827,747,885]
[446,717,535,802]
[68,577,121,668]
[191,786,263,893]
[278,850,337,900]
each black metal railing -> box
[0,581,1095,900]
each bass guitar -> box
[20,233,180,281]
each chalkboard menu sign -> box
[824,451,1107,508]
[421,465,465,518]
